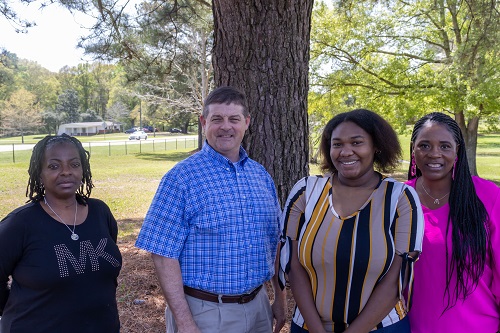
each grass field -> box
[1,132,499,220]
[0,132,498,332]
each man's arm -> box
[151,254,201,333]
[271,245,287,333]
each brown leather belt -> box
[183,285,263,304]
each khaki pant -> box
[165,287,273,333]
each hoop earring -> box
[452,157,458,180]
[410,154,417,177]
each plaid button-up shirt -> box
[135,143,281,294]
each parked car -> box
[125,127,139,134]
[143,126,158,133]
[170,128,182,133]
[129,131,148,140]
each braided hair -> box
[26,134,94,205]
[408,112,488,311]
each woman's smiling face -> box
[412,122,459,181]
[330,121,376,183]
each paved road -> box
[0,135,197,152]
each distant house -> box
[57,121,121,136]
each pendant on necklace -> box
[71,233,79,241]
[434,199,440,205]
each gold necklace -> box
[421,182,449,205]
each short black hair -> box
[26,134,93,205]
[319,108,401,174]
[202,86,248,118]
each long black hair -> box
[26,134,93,205]
[408,112,488,311]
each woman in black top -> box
[0,134,122,333]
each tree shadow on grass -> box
[135,150,199,162]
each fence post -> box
[12,144,15,163]
[125,141,128,155]
[109,142,111,156]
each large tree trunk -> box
[455,111,479,176]
[212,0,313,205]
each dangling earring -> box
[452,157,458,180]
[410,153,417,177]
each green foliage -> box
[2,88,42,141]
[0,49,18,101]
[56,89,80,123]
[309,0,500,127]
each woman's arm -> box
[344,251,418,333]
[271,244,287,333]
[288,240,327,333]
[0,212,25,315]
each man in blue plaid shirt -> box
[136,86,286,333]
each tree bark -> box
[455,111,479,176]
[212,0,313,205]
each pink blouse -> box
[407,177,500,333]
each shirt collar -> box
[202,141,249,166]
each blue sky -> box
[0,3,94,72]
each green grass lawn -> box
[1,134,498,228]
[0,131,187,144]
[0,148,195,230]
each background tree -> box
[80,109,102,122]
[309,0,500,175]
[106,101,130,130]
[212,0,313,203]
[42,108,65,135]
[16,60,61,110]
[81,0,213,147]
[2,88,42,142]
[56,88,80,123]
[0,49,18,102]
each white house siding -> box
[57,122,121,136]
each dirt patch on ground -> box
[116,227,295,333]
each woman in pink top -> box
[406,112,500,333]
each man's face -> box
[201,103,250,162]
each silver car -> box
[128,131,148,140]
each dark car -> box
[143,126,158,133]
[170,128,182,133]
[125,127,139,134]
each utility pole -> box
[139,100,142,129]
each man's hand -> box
[272,289,287,333]
[177,323,201,333]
